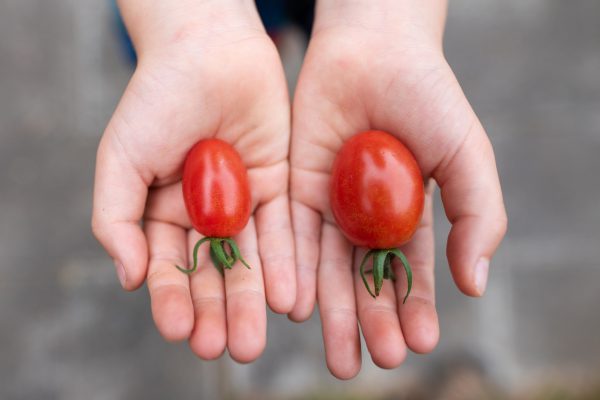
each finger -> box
[92,134,149,290]
[397,184,439,354]
[290,167,333,221]
[224,218,267,363]
[145,181,191,229]
[288,200,322,322]
[435,115,507,297]
[255,194,296,314]
[145,220,194,342]
[354,248,407,369]
[187,230,227,360]
[318,223,361,380]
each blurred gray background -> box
[1,1,599,399]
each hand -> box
[92,0,295,363]
[289,1,507,378]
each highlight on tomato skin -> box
[330,130,424,249]
[182,138,251,238]
[175,138,252,276]
[329,130,425,301]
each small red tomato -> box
[177,138,252,275]
[330,130,424,300]
[182,139,251,237]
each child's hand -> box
[92,0,295,363]
[290,0,507,378]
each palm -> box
[290,28,499,378]
[95,31,295,362]
[292,29,464,188]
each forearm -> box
[117,0,263,56]
[313,0,447,46]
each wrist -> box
[117,0,263,58]
[314,0,447,46]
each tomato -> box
[176,138,252,275]
[330,130,424,248]
[182,139,251,237]
[330,130,424,300]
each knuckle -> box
[261,252,294,267]
[322,257,352,273]
[494,211,509,239]
[90,214,105,240]
[359,303,396,316]
[151,254,187,268]
[321,306,356,318]
[146,269,185,291]
[226,288,264,302]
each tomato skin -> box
[182,139,251,238]
[330,130,424,249]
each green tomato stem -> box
[224,238,251,270]
[209,245,225,276]
[388,249,413,304]
[175,237,251,275]
[175,237,211,274]
[358,248,413,303]
[359,250,377,298]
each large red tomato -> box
[330,130,424,248]
[177,138,252,275]
[330,130,424,300]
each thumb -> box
[434,96,507,297]
[92,130,149,291]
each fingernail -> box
[114,260,127,288]
[474,257,489,296]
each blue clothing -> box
[112,0,315,66]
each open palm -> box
[290,26,506,378]
[92,29,295,363]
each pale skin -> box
[92,0,296,363]
[92,0,507,376]
[289,0,506,378]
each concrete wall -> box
[1,1,599,399]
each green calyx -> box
[359,248,413,303]
[175,237,250,276]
